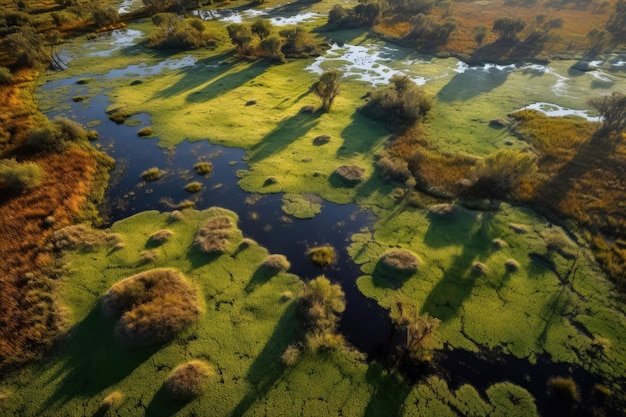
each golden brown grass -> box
[164,360,213,401]
[194,215,235,254]
[101,268,201,345]
[374,0,616,60]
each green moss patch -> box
[308,245,336,267]
[281,193,322,219]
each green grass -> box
[281,193,322,219]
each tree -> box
[251,18,272,40]
[312,70,342,111]
[589,92,626,141]
[391,299,440,363]
[0,158,44,192]
[226,23,252,50]
[492,17,526,41]
[260,35,284,62]
[474,24,488,45]
[4,27,53,69]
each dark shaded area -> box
[437,63,514,103]
[231,303,299,417]
[364,363,411,417]
[145,385,188,417]
[38,308,160,415]
[244,264,280,293]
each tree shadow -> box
[363,363,411,417]
[248,111,319,162]
[231,302,300,417]
[186,243,224,268]
[337,111,389,158]
[38,308,161,415]
[244,265,280,293]
[421,212,497,321]
[437,63,514,103]
[370,260,415,289]
[145,385,188,417]
[185,60,268,104]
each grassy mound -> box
[193,162,213,175]
[379,249,420,275]
[52,224,121,251]
[308,246,335,267]
[262,254,290,272]
[185,181,203,193]
[164,360,213,401]
[281,193,322,219]
[147,229,174,246]
[101,268,200,345]
[194,215,235,254]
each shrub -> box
[54,117,89,142]
[428,203,457,217]
[492,238,507,249]
[148,15,217,50]
[52,224,121,251]
[379,249,420,274]
[101,268,200,345]
[466,149,538,198]
[101,391,123,410]
[26,123,64,152]
[312,70,342,111]
[505,259,520,272]
[141,167,164,181]
[148,229,174,246]
[194,215,234,254]
[138,127,153,137]
[361,75,432,129]
[0,67,13,84]
[164,360,213,401]
[376,155,412,182]
[472,261,489,275]
[332,165,365,186]
[299,276,346,350]
[391,299,440,361]
[0,158,44,192]
[107,107,133,124]
[262,254,290,271]
[281,344,300,366]
[185,181,202,193]
[194,161,212,175]
[308,246,335,267]
[549,377,578,401]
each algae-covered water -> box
[26,7,626,416]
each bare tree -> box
[589,92,626,141]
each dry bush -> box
[376,154,412,182]
[505,259,520,272]
[101,391,123,410]
[194,215,234,254]
[185,181,202,193]
[379,249,420,274]
[428,203,458,218]
[472,261,489,275]
[262,254,290,271]
[549,377,578,401]
[141,167,164,181]
[148,229,174,246]
[492,238,507,249]
[281,344,300,366]
[332,165,365,186]
[164,360,213,401]
[193,161,212,175]
[299,276,346,345]
[51,224,121,251]
[101,268,200,345]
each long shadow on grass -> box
[338,111,389,158]
[231,302,300,417]
[420,212,497,321]
[185,60,269,104]
[437,62,514,103]
[245,265,280,293]
[145,385,188,417]
[186,243,224,269]
[364,363,411,417]
[248,111,320,162]
[39,308,160,415]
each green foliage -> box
[379,249,420,274]
[278,27,320,57]
[466,149,537,197]
[281,344,300,366]
[308,246,335,267]
[193,161,213,175]
[0,67,13,84]
[281,193,322,219]
[299,276,346,350]
[85,0,119,28]
[251,19,273,40]
[148,14,216,50]
[137,127,153,137]
[4,27,53,69]
[328,1,381,29]
[260,35,285,62]
[185,181,203,193]
[227,23,253,50]
[164,360,213,401]
[408,14,457,46]
[361,75,432,128]
[313,69,342,111]
[262,254,291,272]
[391,299,440,361]
[141,167,164,181]
[473,24,488,45]
[0,158,44,192]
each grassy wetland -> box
[1,0,626,416]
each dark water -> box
[40,73,619,417]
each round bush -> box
[549,377,578,401]
[194,161,213,175]
[101,268,200,345]
[148,229,174,246]
[379,249,420,274]
[262,254,290,271]
[141,167,164,181]
[505,259,520,272]
[138,127,153,137]
[472,262,489,275]
[308,246,335,267]
[165,360,213,401]
[185,182,203,193]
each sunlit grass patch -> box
[281,193,322,219]
[185,181,203,193]
[141,167,164,181]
